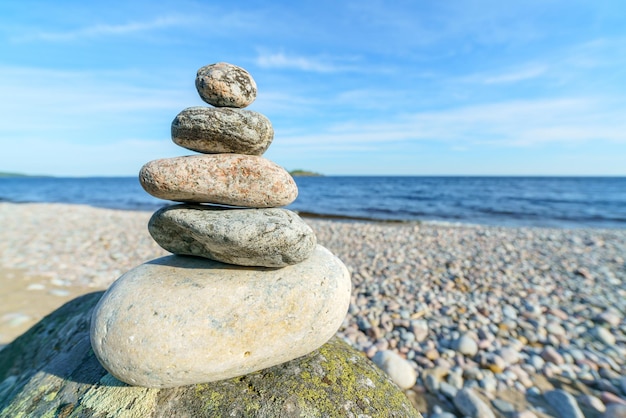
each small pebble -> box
[454,388,496,418]
[1,313,31,328]
[604,404,626,418]
[372,350,417,390]
[577,394,606,413]
[592,326,616,346]
[544,389,584,418]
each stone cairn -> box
[89,63,352,388]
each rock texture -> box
[138,154,298,207]
[90,246,351,388]
[172,107,274,155]
[195,62,257,108]
[148,204,316,267]
[0,293,420,417]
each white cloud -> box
[255,52,352,73]
[482,66,547,84]
[276,97,626,149]
[12,16,191,42]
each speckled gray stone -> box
[148,205,316,267]
[172,106,273,155]
[90,245,351,388]
[195,62,257,108]
[139,154,298,207]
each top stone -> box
[195,62,257,108]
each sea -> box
[1,176,625,229]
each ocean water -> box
[1,176,625,229]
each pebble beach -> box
[1,202,625,417]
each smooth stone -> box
[514,412,539,418]
[1,313,31,328]
[139,154,298,207]
[544,389,584,418]
[453,388,496,418]
[596,311,622,327]
[439,381,458,399]
[455,334,478,357]
[372,350,417,390]
[605,404,626,418]
[148,205,316,267]
[546,321,566,336]
[479,374,498,393]
[195,62,257,108]
[502,304,518,319]
[491,398,515,414]
[577,394,606,413]
[592,326,616,345]
[499,346,520,365]
[431,413,457,418]
[0,293,420,417]
[423,367,446,393]
[90,245,351,388]
[172,106,273,155]
[410,319,429,342]
[541,346,564,365]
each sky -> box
[0,1,625,176]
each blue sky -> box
[1,1,625,176]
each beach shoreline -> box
[1,202,625,416]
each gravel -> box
[1,202,625,417]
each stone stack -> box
[90,63,352,388]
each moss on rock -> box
[0,292,420,417]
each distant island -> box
[0,171,49,178]
[289,169,323,177]
[0,171,30,178]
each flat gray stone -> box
[172,106,273,155]
[544,389,584,418]
[605,404,626,418]
[148,205,316,267]
[195,62,257,108]
[90,245,351,388]
[591,326,616,345]
[139,154,298,207]
[0,293,420,417]
[454,388,495,418]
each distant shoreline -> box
[0,172,51,178]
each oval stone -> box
[195,62,257,108]
[148,205,316,267]
[171,106,273,155]
[139,154,298,207]
[90,245,352,388]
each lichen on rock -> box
[0,293,421,417]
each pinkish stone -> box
[541,346,564,365]
[139,154,297,207]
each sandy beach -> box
[1,202,625,417]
